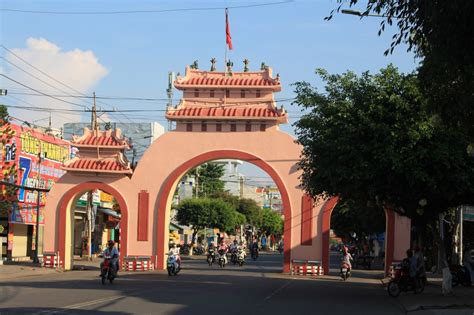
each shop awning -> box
[97,207,121,219]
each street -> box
[0,252,442,315]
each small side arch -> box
[57,181,129,270]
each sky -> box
[0,0,419,180]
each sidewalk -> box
[385,274,474,313]
[0,262,60,281]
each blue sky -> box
[1,0,418,178]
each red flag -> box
[226,8,233,50]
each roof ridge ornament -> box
[190,60,198,70]
[243,59,249,72]
[226,60,233,76]
[260,62,268,71]
[210,58,217,71]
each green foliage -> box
[261,208,283,236]
[237,198,262,227]
[188,163,226,197]
[0,104,17,218]
[294,65,474,224]
[175,197,244,236]
[331,200,385,241]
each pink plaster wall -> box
[393,212,411,261]
[44,127,326,270]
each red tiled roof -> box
[74,136,123,147]
[62,159,131,173]
[177,77,279,87]
[166,106,286,119]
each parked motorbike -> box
[237,248,246,267]
[340,262,351,281]
[450,264,472,287]
[387,266,424,297]
[100,255,116,285]
[207,248,216,266]
[167,253,181,276]
[217,249,227,268]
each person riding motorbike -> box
[100,240,119,276]
[169,243,181,268]
[218,240,229,264]
[341,245,353,273]
[251,239,259,259]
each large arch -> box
[154,150,293,272]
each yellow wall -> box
[12,224,28,257]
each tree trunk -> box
[431,213,452,295]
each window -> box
[216,123,222,132]
[186,123,192,132]
[194,89,199,97]
[201,122,207,132]
[210,90,215,97]
[245,122,251,132]
[231,123,237,132]
[256,90,261,98]
[260,124,266,132]
[226,89,230,98]
[241,90,246,98]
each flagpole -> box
[224,8,228,73]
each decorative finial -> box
[276,73,280,80]
[226,60,234,74]
[104,122,112,130]
[190,60,199,69]
[243,59,249,72]
[260,62,268,70]
[210,58,217,71]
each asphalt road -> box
[0,253,419,315]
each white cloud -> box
[4,37,108,129]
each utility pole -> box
[166,72,174,131]
[239,176,244,199]
[32,146,43,263]
[92,92,97,131]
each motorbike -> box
[251,247,259,261]
[167,253,181,276]
[387,265,424,297]
[340,262,351,281]
[207,248,216,266]
[100,255,116,285]
[237,248,246,267]
[450,264,472,287]
[217,249,227,268]
[230,249,238,265]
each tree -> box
[331,200,386,243]
[188,163,225,197]
[328,1,474,136]
[0,104,17,218]
[260,208,283,236]
[294,66,474,271]
[237,198,262,227]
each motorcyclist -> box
[100,240,119,276]
[169,243,181,268]
[218,240,229,264]
[341,245,353,272]
[251,239,259,258]
[229,240,239,263]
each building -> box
[63,122,165,165]
[0,123,70,260]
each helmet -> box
[107,240,115,246]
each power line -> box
[0,1,293,15]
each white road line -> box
[264,280,292,301]
[35,295,125,314]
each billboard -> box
[1,124,70,225]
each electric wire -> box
[0,1,294,15]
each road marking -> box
[264,280,292,301]
[35,295,125,314]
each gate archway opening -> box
[155,150,292,272]
[57,182,128,270]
